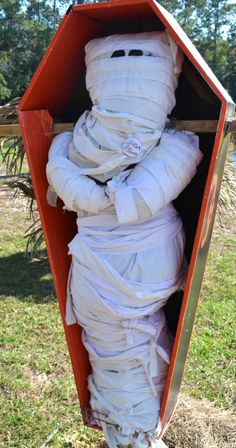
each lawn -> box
[0,188,235,448]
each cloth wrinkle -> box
[45,31,203,448]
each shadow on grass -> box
[0,251,56,303]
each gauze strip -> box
[106,130,203,223]
[66,210,185,447]
[68,31,183,182]
[45,31,203,448]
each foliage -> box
[160,0,236,99]
[0,1,235,101]
[0,0,70,101]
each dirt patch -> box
[0,186,32,236]
[23,365,49,398]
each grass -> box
[0,194,105,448]
[184,230,236,409]
[0,190,235,448]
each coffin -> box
[18,0,235,439]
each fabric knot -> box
[121,319,138,330]
[122,317,161,347]
[122,137,141,158]
[121,319,138,345]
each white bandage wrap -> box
[46,31,203,447]
[67,208,185,447]
[69,31,183,183]
[106,130,202,223]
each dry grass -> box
[165,394,236,448]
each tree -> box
[0,0,22,101]
[0,1,71,102]
[1,0,235,101]
[160,0,236,100]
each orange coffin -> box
[18,0,235,438]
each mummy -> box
[46,31,203,448]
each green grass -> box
[0,205,105,448]
[0,197,235,447]
[184,232,236,409]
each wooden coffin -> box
[18,0,235,439]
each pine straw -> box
[164,394,236,448]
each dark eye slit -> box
[111,50,125,58]
[128,49,143,56]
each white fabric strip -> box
[75,205,183,253]
[68,30,183,183]
[106,130,202,223]
[46,31,203,447]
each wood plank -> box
[0,124,23,137]
[52,122,74,133]
[165,119,219,133]
[0,120,235,137]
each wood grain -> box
[0,120,235,137]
